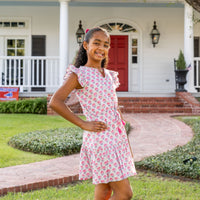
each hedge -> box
[8,122,131,156]
[0,98,47,114]
[8,127,83,156]
[136,118,200,180]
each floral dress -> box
[64,65,137,184]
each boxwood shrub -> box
[8,122,131,156]
[0,98,47,114]
[8,127,83,156]
[136,118,200,180]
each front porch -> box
[0,56,200,97]
[0,56,60,97]
[0,0,200,97]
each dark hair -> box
[74,27,110,68]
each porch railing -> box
[194,57,200,91]
[0,56,60,93]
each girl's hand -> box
[81,121,108,132]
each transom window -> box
[0,21,26,28]
[100,22,136,33]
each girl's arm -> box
[49,72,107,132]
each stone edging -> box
[0,174,79,196]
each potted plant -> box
[174,50,189,92]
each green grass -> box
[1,172,200,200]
[1,114,200,199]
[0,114,78,168]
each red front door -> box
[108,35,128,91]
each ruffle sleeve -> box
[109,70,120,89]
[63,65,86,88]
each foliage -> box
[196,97,200,102]
[176,50,187,70]
[8,127,83,156]
[136,117,200,180]
[186,0,200,12]
[0,113,128,167]
[8,122,131,156]
[2,172,200,200]
[0,114,77,168]
[125,121,131,134]
[0,98,47,114]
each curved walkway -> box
[0,114,194,196]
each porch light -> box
[150,21,160,47]
[76,20,85,46]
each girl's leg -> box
[94,183,112,200]
[108,178,133,200]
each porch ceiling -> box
[0,0,185,8]
[0,0,185,3]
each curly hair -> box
[74,27,110,68]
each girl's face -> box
[83,31,110,65]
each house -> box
[0,0,200,105]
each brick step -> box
[118,101,186,107]
[118,97,181,103]
[118,96,193,113]
[47,93,200,114]
[121,107,192,113]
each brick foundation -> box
[47,94,58,115]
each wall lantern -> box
[150,21,160,47]
[76,20,85,46]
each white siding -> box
[0,6,59,56]
[69,6,184,93]
[0,4,192,93]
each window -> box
[5,38,25,85]
[100,22,136,33]
[7,39,25,56]
[132,39,138,64]
[0,21,26,28]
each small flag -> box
[187,64,192,70]
[4,92,13,97]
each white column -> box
[59,0,69,85]
[184,2,196,93]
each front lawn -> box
[1,114,200,199]
[1,114,200,181]
[0,114,76,168]
[1,171,200,200]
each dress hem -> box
[79,172,137,185]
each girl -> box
[50,27,137,200]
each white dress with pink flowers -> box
[64,65,137,184]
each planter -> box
[175,69,188,92]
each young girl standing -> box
[50,27,136,200]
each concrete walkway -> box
[0,114,194,196]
